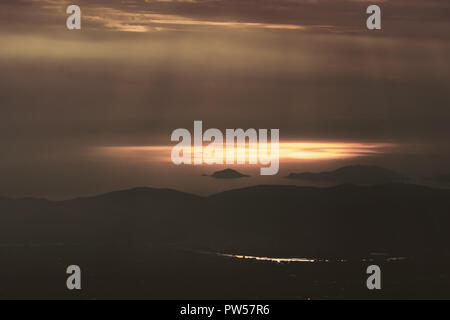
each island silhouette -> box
[204,168,250,179]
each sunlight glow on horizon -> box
[96,141,395,164]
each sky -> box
[0,0,449,199]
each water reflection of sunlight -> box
[218,253,318,263]
[195,250,407,264]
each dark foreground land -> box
[1,244,450,299]
[1,183,450,299]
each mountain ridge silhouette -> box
[1,183,449,258]
[286,165,409,185]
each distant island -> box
[205,169,250,179]
[286,165,409,185]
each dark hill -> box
[0,183,449,258]
[1,184,450,300]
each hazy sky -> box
[0,0,449,198]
